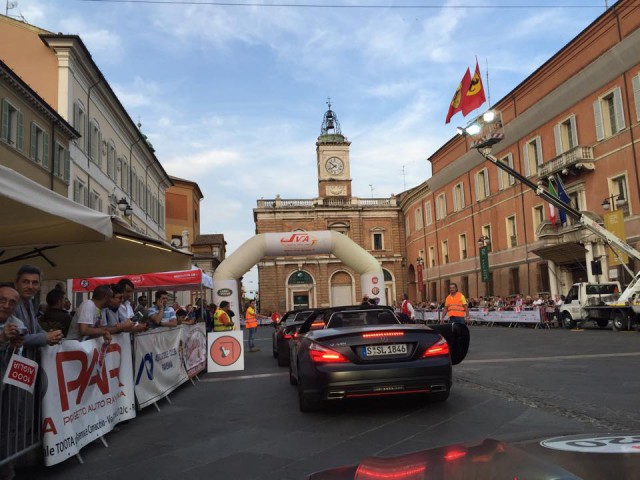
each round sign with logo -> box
[371,287,380,295]
[209,335,242,367]
[372,277,379,285]
[541,434,640,454]
[80,279,89,288]
[217,288,233,297]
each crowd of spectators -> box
[407,293,565,312]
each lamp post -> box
[601,193,625,212]
[477,236,491,297]
[416,256,425,303]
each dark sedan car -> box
[272,308,319,366]
[289,305,469,412]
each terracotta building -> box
[254,106,407,313]
[401,1,640,305]
[165,175,204,250]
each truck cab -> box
[560,282,621,329]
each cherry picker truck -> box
[468,131,640,331]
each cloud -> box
[57,17,123,64]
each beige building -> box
[401,1,640,304]
[1,59,78,197]
[254,106,407,313]
[0,15,172,240]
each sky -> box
[9,0,609,288]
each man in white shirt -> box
[66,285,112,342]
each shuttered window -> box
[593,87,625,140]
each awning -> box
[0,218,192,281]
[531,242,587,264]
[72,266,212,292]
[0,164,112,248]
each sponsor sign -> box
[212,279,241,330]
[360,272,386,305]
[479,246,490,282]
[217,288,232,297]
[541,434,640,454]
[264,231,332,256]
[41,334,135,466]
[2,353,38,394]
[207,331,245,373]
[604,210,628,266]
[181,323,207,378]
[134,327,188,409]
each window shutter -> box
[570,114,578,147]
[98,131,103,167]
[460,185,465,208]
[633,74,640,122]
[53,143,59,175]
[593,99,604,141]
[74,181,80,202]
[64,149,71,182]
[484,169,490,196]
[98,197,103,213]
[1,99,9,141]
[30,123,37,161]
[535,136,543,166]
[73,103,80,130]
[498,163,504,191]
[42,132,49,169]
[613,87,625,132]
[553,123,562,155]
[83,188,89,207]
[508,153,515,185]
[16,110,23,151]
[475,174,480,200]
[523,144,530,176]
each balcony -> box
[537,146,595,178]
[256,196,397,208]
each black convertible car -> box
[272,308,319,366]
[289,305,470,412]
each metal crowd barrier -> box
[415,307,555,329]
[0,345,42,468]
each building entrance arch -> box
[212,231,385,315]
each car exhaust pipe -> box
[430,384,447,393]
[326,391,346,400]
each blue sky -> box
[12,0,607,286]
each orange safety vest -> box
[245,306,258,329]
[445,292,467,317]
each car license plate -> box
[363,344,407,357]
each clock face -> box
[325,157,344,175]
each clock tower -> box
[317,102,352,199]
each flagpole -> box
[485,57,491,108]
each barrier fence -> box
[415,307,556,328]
[0,323,208,468]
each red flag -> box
[445,68,471,124]
[462,60,486,116]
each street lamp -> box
[477,236,491,297]
[601,193,625,211]
[117,197,133,217]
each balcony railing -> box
[256,197,397,208]
[537,145,595,178]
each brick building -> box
[401,0,640,304]
[254,106,407,313]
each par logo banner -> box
[2,353,38,394]
[40,334,135,466]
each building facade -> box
[254,107,407,313]
[1,59,78,198]
[401,1,640,304]
[165,175,204,250]
[0,15,171,239]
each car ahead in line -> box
[289,305,470,412]
[272,308,319,366]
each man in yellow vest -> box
[213,301,233,332]
[245,299,267,352]
[443,283,470,325]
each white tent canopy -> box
[0,165,192,280]
[0,164,112,248]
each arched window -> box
[383,269,393,282]
[288,271,313,285]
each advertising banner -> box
[264,231,332,256]
[604,209,627,266]
[41,334,136,466]
[360,272,386,305]
[207,331,245,373]
[2,353,38,394]
[181,323,207,378]
[134,327,188,409]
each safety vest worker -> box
[444,283,469,324]
[213,303,233,331]
[245,304,258,329]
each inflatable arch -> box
[212,231,385,316]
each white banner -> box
[134,327,188,409]
[181,323,207,378]
[264,231,333,256]
[207,331,245,373]
[416,309,543,324]
[41,334,136,466]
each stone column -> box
[548,260,559,298]
[584,242,595,283]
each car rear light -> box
[311,321,325,329]
[309,343,349,364]
[362,331,405,338]
[283,333,293,339]
[444,449,467,461]
[421,336,450,358]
